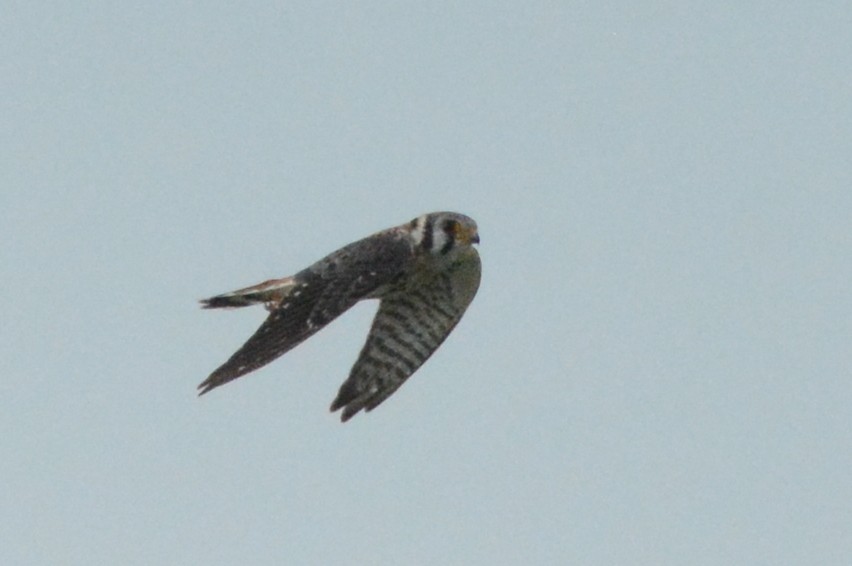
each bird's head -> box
[410,211,480,257]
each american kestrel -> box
[198,211,481,422]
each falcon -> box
[198,211,481,422]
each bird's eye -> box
[443,220,459,235]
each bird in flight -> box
[199,211,481,422]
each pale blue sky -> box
[3,2,851,564]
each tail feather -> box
[200,277,296,310]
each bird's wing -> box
[200,277,299,310]
[198,233,412,395]
[330,248,481,421]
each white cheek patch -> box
[431,229,450,254]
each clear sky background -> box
[3,3,851,565]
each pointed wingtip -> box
[197,376,217,396]
[199,296,226,309]
[330,397,366,423]
[329,399,358,423]
[199,295,252,309]
[337,408,358,423]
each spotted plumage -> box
[198,211,481,422]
